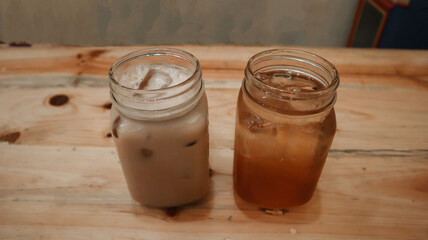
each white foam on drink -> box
[118,63,192,90]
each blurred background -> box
[0,0,426,49]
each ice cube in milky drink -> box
[118,63,191,90]
[112,62,209,207]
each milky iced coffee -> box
[109,48,209,207]
[233,49,340,210]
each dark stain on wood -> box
[9,41,31,47]
[77,49,106,61]
[106,132,112,138]
[49,94,69,106]
[165,207,179,217]
[88,49,106,59]
[103,102,112,109]
[0,131,21,144]
[209,168,213,177]
[75,49,107,77]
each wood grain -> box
[1,45,428,239]
[1,145,427,239]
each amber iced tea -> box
[233,50,339,209]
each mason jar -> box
[233,49,339,210]
[109,48,209,208]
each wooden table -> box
[0,45,427,239]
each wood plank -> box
[1,72,427,90]
[0,144,427,239]
[0,83,427,152]
[1,46,428,77]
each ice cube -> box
[241,112,270,131]
[266,74,295,90]
[138,69,173,90]
[276,124,319,167]
[274,72,292,79]
[255,72,269,81]
[117,64,150,89]
[237,112,279,158]
[141,148,153,158]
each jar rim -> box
[109,47,201,94]
[108,48,205,120]
[245,49,339,99]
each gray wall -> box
[0,0,358,47]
